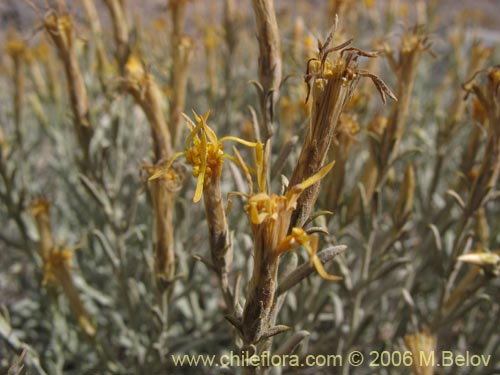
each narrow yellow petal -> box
[249,205,261,224]
[181,112,196,130]
[303,236,342,281]
[219,136,258,148]
[312,256,343,281]
[149,168,166,181]
[203,123,218,145]
[222,154,238,164]
[193,175,204,202]
[185,118,204,149]
[299,160,335,191]
[275,235,298,255]
[192,109,202,123]
[193,132,208,203]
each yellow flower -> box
[6,36,28,59]
[150,111,257,202]
[44,12,74,49]
[337,114,360,138]
[276,228,342,281]
[232,155,341,281]
[243,160,334,225]
[125,55,149,86]
[367,115,388,137]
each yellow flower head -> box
[243,160,334,226]
[6,34,28,60]
[304,30,396,105]
[338,114,360,137]
[150,111,257,202]
[184,111,224,187]
[231,153,340,281]
[125,55,149,87]
[367,115,388,136]
[44,12,74,49]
